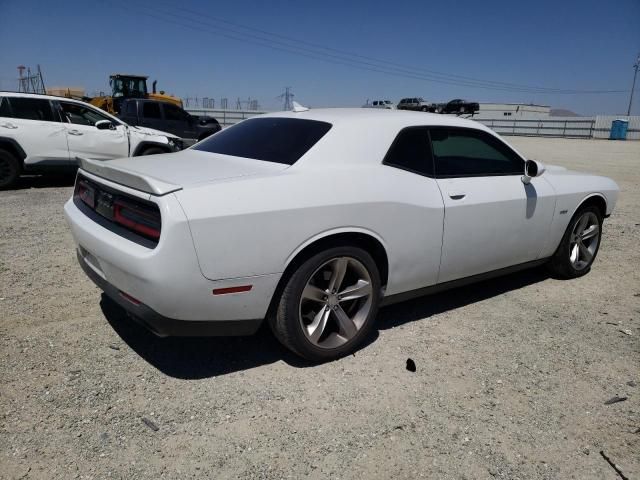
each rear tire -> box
[271,246,381,362]
[421,106,428,112]
[0,149,21,190]
[547,205,603,279]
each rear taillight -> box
[75,180,95,208]
[113,199,161,240]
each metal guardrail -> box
[186,108,640,140]
[184,108,267,127]
[474,118,596,138]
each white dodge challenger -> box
[64,109,619,361]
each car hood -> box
[77,149,288,196]
[126,124,179,140]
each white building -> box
[477,103,550,118]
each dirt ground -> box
[1,137,638,480]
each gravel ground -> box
[1,137,638,480]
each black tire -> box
[421,106,428,112]
[547,205,603,279]
[436,107,442,114]
[459,106,466,114]
[0,148,21,190]
[139,147,166,156]
[271,246,381,362]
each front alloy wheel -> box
[548,205,603,279]
[272,246,381,361]
[569,211,600,270]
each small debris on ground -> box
[619,329,632,336]
[604,396,628,405]
[141,417,159,432]
[627,380,637,387]
[406,358,416,372]
[108,344,120,350]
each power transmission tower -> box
[17,64,46,94]
[277,87,294,110]
[627,53,639,116]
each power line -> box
[123,1,629,95]
[152,0,621,94]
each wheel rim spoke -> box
[333,305,357,339]
[581,224,599,241]
[338,280,371,302]
[328,257,348,293]
[578,242,593,262]
[575,214,589,235]
[570,243,579,264]
[302,284,326,303]
[307,307,330,343]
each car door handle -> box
[448,193,466,200]
[68,129,84,136]
[0,122,17,129]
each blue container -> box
[609,119,629,140]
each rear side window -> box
[125,102,137,115]
[164,103,186,121]
[430,128,524,177]
[142,102,161,119]
[6,97,55,121]
[194,117,332,165]
[383,127,434,176]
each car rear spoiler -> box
[76,157,182,196]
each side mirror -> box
[95,120,114,130]
[522,159,545,184]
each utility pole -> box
[277,87,294,111]
[628,53,640,116]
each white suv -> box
[0,92,183,189]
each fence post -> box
[563,121,567,137]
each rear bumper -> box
[78,250,261,336]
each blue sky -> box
[0,0,638,114]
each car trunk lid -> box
[77,150,289,196]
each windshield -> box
[111,77,147,98]
[193,117,332,165]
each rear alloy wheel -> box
[0,149,21,190]
[548,206,603,279]
[272,246,381,361]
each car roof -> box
[264,107,486,130]
[0,91,88,104]
[259,108,502,168]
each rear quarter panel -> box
[175,165,445,296]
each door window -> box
[6,97,56,121]
[430,128,523,177]
[60,102,112,126]
[383,127,434,176]
[125,101,137,115]
[163,103,187,121]
[0,97,10,117]
[142,102,161,119]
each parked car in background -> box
[0,92,182,189]
[118,99,221,146]
[362,100,395,109]
[436,99,480,115]
[397,97,435,112]
[65,108,618,362]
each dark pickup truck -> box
[118,99,221,146]
[435,99,480,115]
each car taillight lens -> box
[113,199,161,240]
[76,180,95,208]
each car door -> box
[58,100,129,160]
[431,127,555,283]
[2,97,70,166]
[138,102,165,131]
